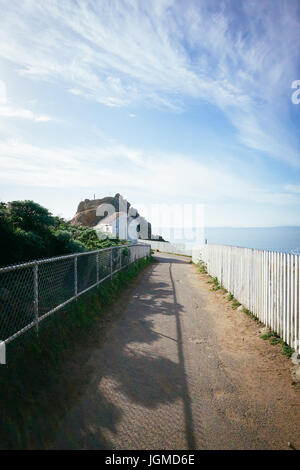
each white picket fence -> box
[193,245,300,353]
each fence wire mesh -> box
[77,252,98,294]
[0,243,150,355]
[39,258,75,318]
[0,265,35,341]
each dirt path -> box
[49,253,300,450]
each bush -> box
[0,200,130,267]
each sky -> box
[0,0,300,229]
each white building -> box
[95,212,139,241]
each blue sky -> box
[0,0,300,228]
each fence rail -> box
[0,243,150,362]
[194,244,300,353]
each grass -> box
[231,299,241,309]
[203,272,224,292]
[260,330,294,357]
[225,292,241,310]
[209,277,222,291]
[198,260,207,274]
[260,330,274,340]
[0,254,154,450]
[242,307,259,322]
[270,337,281,345]
[282,343,294,357]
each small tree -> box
[8,200,54,234]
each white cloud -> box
[0,80,6,104]
[285,184,300,194]
[0,79,54,122]
[0,1,299,163]
[0,105,53,122]
[0,138,298,209]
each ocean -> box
[156,226,300,254]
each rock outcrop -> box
[71,193,151,239]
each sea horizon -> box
[152,226,300,254]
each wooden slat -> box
[200,245,300,353]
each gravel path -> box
[50,253,300,450]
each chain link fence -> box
[0,243,151,362]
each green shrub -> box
[0,200,130,267]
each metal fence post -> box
[110,248,113,279]
[34,263,39,335]
[0,341,5,365]
[74,256,78,298]
[96,252,99,284]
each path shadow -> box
[52,259,197,449]
[3,258,197,450]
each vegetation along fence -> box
[195,245,300,353]
[0,243,151,363]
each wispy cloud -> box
[0,80,53,122]
[0,1,299,163]
[0,137,298,209]
[0,106,53,122]
[285,184,300,194]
